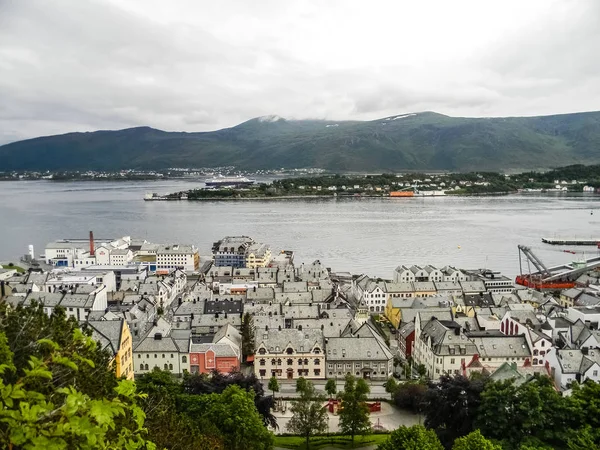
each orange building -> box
[390,191,414,197]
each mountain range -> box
[2,111,600,172]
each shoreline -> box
[146,192,515,201]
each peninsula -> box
[151,164,600,200]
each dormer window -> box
[286,347,293,355]
[258,348,266,355]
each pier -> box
[541,237,600,246]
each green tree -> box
[136,369,225,450]
[378,425,443,450]
[0,330,154,449]
[423,374,488,448]
[325,378,337,399]
[179,385,273,450]
[567,426,600,450]
[241,312,255,360]
[476,376,568,448]
[452,430,502,450]
[286,380,328,450]
[268,375,280,398]
[416,364,427,378]
[0,302,117,400]
[296,376,308,393]
[338,374,371,446]
[384,377,398,398]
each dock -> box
[542,238,600,246]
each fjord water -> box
[1,180,600,278]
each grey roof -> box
[256,328,324,354]
[460,280,487,293]
[173,301,205,316]
[398,321,415,338]
[24,292,64,307]
[276,291,314,304]
[213,323,242,348]
[385,282,414,292]
[555,348,600,374]
[413,281,436,291]
[3,295,25,308]
[434,281,462,291]
[420,319,477,356]
[204,299,242,314]
[575,293,600,307]
[247,287,276,301]
[59,293,94,308]
[560,288,583,300]
[193,314,241,329]
[283,304,320,319]
[189,342,239,357]
[134,334,184,353]
[87,320,124,355]
[470,335,531,358]
[401,308,453,328]
[157,244,197,255]
[326,335,393,361]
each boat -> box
[144,193,168,201]
[204,175,255,188]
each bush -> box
[393,381,426,413]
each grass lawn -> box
[274,434,390,449]
[2,263,25,273]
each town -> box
[2,232,598,396]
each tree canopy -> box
[378,425,443,450]
[286,379,328,449]
[338,374,371,446]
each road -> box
[271,400,421,435]
[260,379,389,399]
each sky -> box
[1,0,599,144]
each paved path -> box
[272,401,421,435]
[263,379,389,400]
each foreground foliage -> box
[0,330,153,449]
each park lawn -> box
[274,433,390,449]
[2,264,25,273]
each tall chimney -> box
[89,231,95,256]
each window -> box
[169,363,173,370]
[259,348,266,355]
[145,364,149,370]
[182,356,187,363]
[259,369,266,377]
[314,369,321,376]
[260,359,266,366]
[450,358,455,364]
[287,359,293,365]
[140,364,144,370]
[594,370,599,377]
[164,364,168,370]
[314,359,320,365]
[154,354,157,359]
[162,354,165,358]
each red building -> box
[398,322,415,359]
[189,324,241,374]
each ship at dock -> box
[204,175,255,188]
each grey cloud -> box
[1,0,599,144]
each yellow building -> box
[88,319,134,380]
[245,243,272,269]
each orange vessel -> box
[515,275,575,290]
[390,191,414,197]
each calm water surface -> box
[1,180,600,278]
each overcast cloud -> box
[1,0,599,144]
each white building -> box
[545,348,600,390]
[353,275,388,313]
[156,244,199,272]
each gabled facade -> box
[88,319,134,380]
[326,323,393,380]
[254,328,325,380]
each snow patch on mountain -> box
[258,115,284,122]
